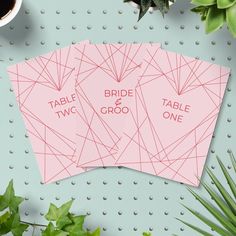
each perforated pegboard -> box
[0,0,235,235]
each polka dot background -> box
[0,0,235,235]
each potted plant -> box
[191,0,236,38]
[124,0,175,20]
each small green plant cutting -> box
[178,152,236,235]
[0,180,152,236]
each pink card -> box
[8,42,90,184]
[115,48,230,186]
[74,43,161,167]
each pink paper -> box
[115,48,230,186]
[74,43,161,167]
[8,42,90,184]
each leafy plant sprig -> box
[177,151,236,235]
[124,0,175,20]
[0,180,152,236]
[0,180,101,236]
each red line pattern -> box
[115,48,230,186]
[74,43,161,167]
[8,46,87,184]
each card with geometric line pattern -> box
[115,48,230,186]
[74,42,161,168]
[8,41,91,184]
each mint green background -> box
[0,0,235,235]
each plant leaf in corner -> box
[226,2,236,37]
[0,180,24,214]
[192,0,217,6]
[3,213,28,236]
[205,5,225,33]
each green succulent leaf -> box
[216,156,236,199]
[0,180,24,214]
[226,2,236,37]
[183,153,236,235]
[192,0,217,6]
[183,204,233,236]
[153,0,167,16]
[202,182,236,227]
[207,167,236,215]
[229,151,236,172]
[141,0,152,11]
[191,6,210,21]
[187,188,236,234]
[205,5,225,33]
[138,8,149,20]
[217,0,236,9]
[177,218,214,236]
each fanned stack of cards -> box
[8,40,231,186]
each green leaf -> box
[192,0,217,6]
[42,223,68,236]
[0,212,10,224]
[153,0,167,16]
[187,188,236,234]
[177,218,214,236]
[141,0,152,11]
[207,167,236,215]
[56,216,72,230]
[226,3,236,37]
[191,6,210,21]
[216,156,236,199]
[205,5,225,33]
[183,205,233,236]
[64,215,86,233]
[138,8,149,21]
[86,228,100,236]
[45,200,73,229]
[202,182,236,227]
[191,5,208,12]
[143,233,152,236]
[217,0,236,8]
[229,151,236,172]
[0,180,24,213]
[3,213,28,236]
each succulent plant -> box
[178,152,236,235]
[124,0,175,20]
[191,0,236,37]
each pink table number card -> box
[116,48,231,186]
[8,42,90,184]
[74,43,161,168]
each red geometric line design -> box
[74,43,161,168]
[115,48,230,186]
[8,45,88,184]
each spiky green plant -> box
[177,151,236,235]
[191,0,236,37]
[124,0,174,20]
